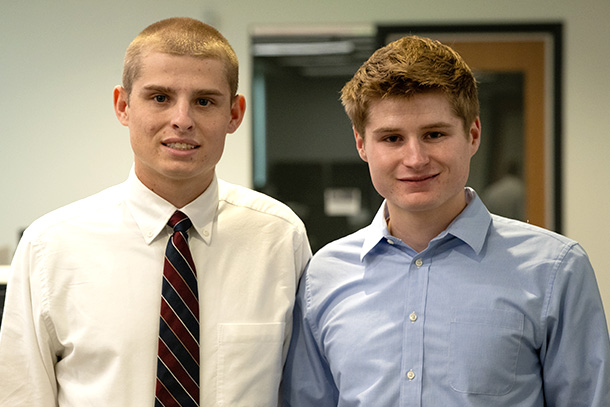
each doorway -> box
[252,23,563,252]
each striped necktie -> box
[155,211,200,406]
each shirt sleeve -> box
[281,225,313,364]
[281,269,339,406]
[540,242,610,406]
[0,232,59,406]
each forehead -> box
[367,93,460,127]
[134,52,231,93]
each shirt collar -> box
[361,203,393,261]
[360,187,492,260]
[441,187,491,254]
[126,168,218,245]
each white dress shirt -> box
[0,170,311,406]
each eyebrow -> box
[140,85,225,97]
[370,126,401,135]
[371,122,455,135]
[420,121,455,129]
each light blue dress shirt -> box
[282,188,610,406]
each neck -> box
[387,214,444,253]
[387,198,467,253]
[136,173,213,209]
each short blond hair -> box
[341,35,479,135]
[122,17,239,96]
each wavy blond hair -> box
[341,35,479,135]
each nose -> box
[402,139,429,169]
[171,100,194,131]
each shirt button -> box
[415,258,423,267]
[203,229,210,237]
[407,369,416,380]
[387,239,395,245]
[409,312,418,322]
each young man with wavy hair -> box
[282,35,609,407]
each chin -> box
[391,194,442,212]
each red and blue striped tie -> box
[155,211,200,406]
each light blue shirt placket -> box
[397,245,428,407]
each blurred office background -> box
[1,0,609,327]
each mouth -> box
[162,142,199,151]
[400,173,439,183]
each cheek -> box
[143,116,165,133]
[129,121,162,152]
[129,115,155,135]
[453,155,473,182]
[367,160,392,189]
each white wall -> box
[2,0,609,326]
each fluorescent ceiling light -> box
[253,41,355,57]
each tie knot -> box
[168,211,192,233]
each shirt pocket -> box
[217,322,285,407]
[449,308,524,396]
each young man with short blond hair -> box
[0,17,311,406]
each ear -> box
[354,126,368,162]
[227,94,246,134]
[468,117,481,157]
[113,86,129,127]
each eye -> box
[153,95,167,103]
[426,131,445,140]
[384,135,401,143]
[196,98,211,107]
